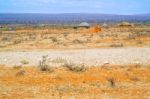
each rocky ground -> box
[0,47,150,67]
[0,47,150,99]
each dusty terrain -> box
[0,25,150,51]
[0,24,150,99]
[0,64,150,99]
[0,47,150,66]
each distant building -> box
[8,27,14,31]
[118,22,134,27]
[102,22,108,27]
[74,22,90,29]
[39,24,46,27]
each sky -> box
[0,0,150,15]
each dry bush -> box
[109,43,123,47]
[56,41,64,45]
[38,55,51,71]
[127,34,136,39]
[73,39,84,44]
[29,34,36,40]
[64,61,86,72]
[50,37,58,42]
[101,64,120,70]
[51,57,67,63]
[73,38,87,44]
[16,70,26,76]
[135,31,150,37]
[1,37,12,42]
[13,65,22,69]
[20,60,29,65]
[63,32,68,37]
[106,77,115,87]
[13,39,22,44]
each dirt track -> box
[0,47,150,66]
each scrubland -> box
[0,24,150,99]
[0,64,150,99]
[0,25,150,51]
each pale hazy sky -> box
[0,0,150,14]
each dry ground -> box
[0,64,150,99]
[0,26,150,51]
[0,25,150,99]
[0,47,150,66]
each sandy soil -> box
[0,25,150,99]
[0,65,150,99]
[0,47,150,66]
[1,27,150,50]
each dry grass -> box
[20,60,29,65]
[0,64,150,99]
[64,61,86,72]
[38,55,51,71]
[0,26,150,51]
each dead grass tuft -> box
[16,70,26,76]
[106,77,116,87]
[20,60,29,65]
[64,61,86,72]
[38,55,51,71]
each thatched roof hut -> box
[119,22,134,27]
[74,22,90,29]
[79,22,90,27]
[102,23,108,27]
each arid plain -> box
[0,24,150,99]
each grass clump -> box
[21,60,29,65]
[50,37,58,42]
[38,55,50,71]
[16,70,26,76]
[109,43,123,47]
[13,65,22,69]
[51,57,67,63]
[64,61,86,72]
[106,77,115,87]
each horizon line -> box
[0,12,150,16]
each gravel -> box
[0,47,150,66]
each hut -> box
[74,22,90,29]
[118,22,134,27]
[102,22,108,27]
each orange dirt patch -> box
[0,65,150,99]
